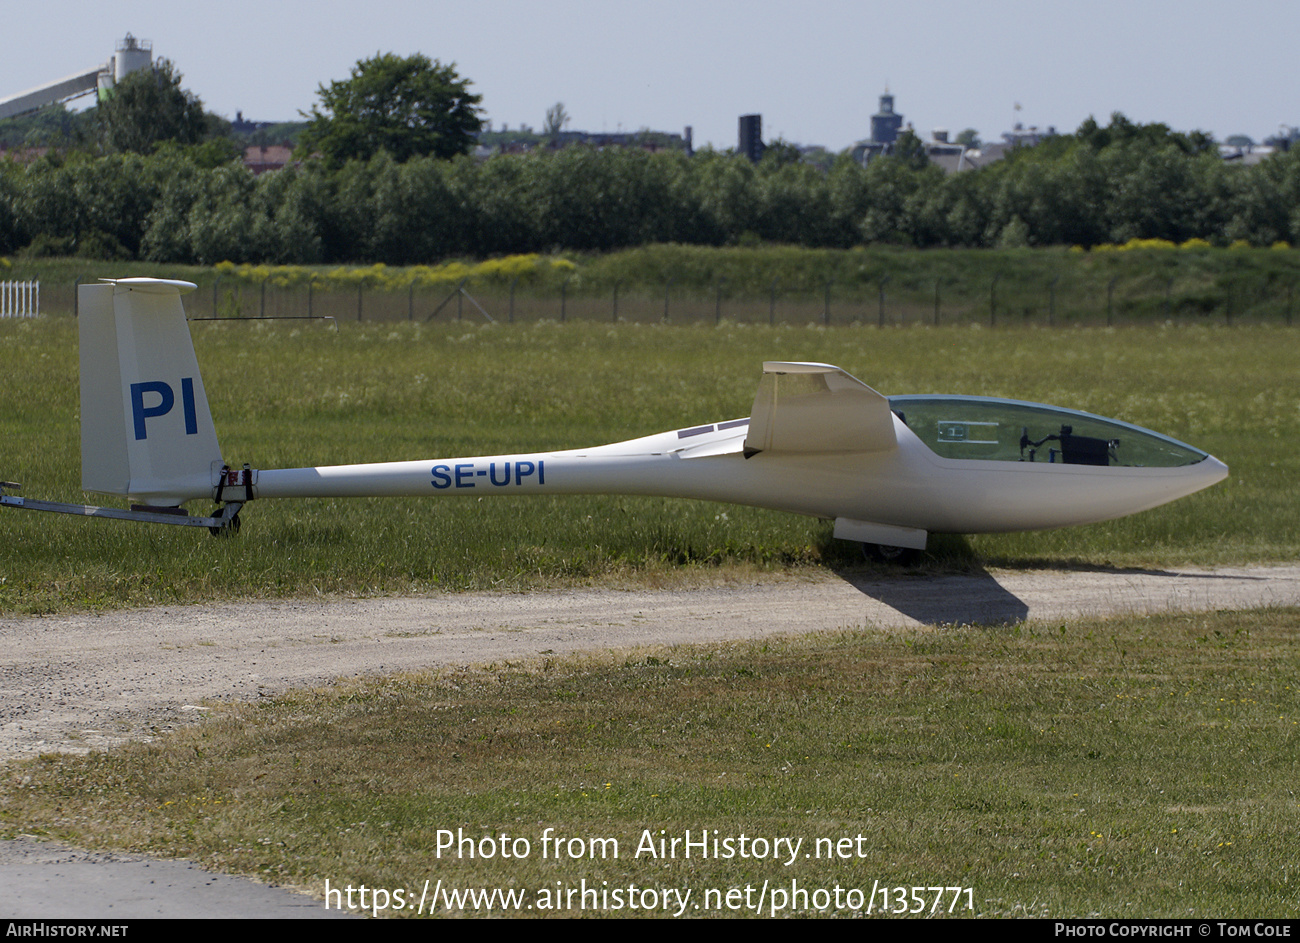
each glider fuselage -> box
[252,414,1226,539]
[64,278,1227,553]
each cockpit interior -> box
[888,395,1209,468]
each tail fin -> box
[79,278,222,506]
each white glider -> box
[2,277,1228,559]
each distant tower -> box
[738,114,765,163]
[0,33,154,120]
[114,34,152,81]
[98,34,153,99]
[870,90,903,145]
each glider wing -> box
[743,362,898,456]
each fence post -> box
[560,275,571,322]
[425,279,468,322]
[715,277,726,324]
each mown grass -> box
[1,317,1296,614]
[2,608,1296,917]
[2,305,1296,919]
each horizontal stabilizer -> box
[744,362,897,455]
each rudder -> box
[79,278,222,506]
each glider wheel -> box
[208,509,241,537]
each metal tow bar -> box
[0,481,243,535]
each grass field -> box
[2,607,1296,917]
[2,312,1298,918]
[1,316,1297,614]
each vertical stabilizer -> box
[79,278,221,505]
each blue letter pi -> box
[130,380,174,440]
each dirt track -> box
[3,564,1298,762]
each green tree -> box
[685,149,759,245]
[543,102,570,137]
[759,159,839,245]
[858,157,942,245]
[96,59,211,154]
[298,53,482,166]
[0,105,93,149]
[0,165,22,254]
[1077,112,1214,157]
[757,138,803,169]
[889,128,931,171]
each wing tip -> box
[762,361,840,374]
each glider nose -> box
[1196,454,1229,492]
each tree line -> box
[3,113,1300,265]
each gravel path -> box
[2,565,1298,917]
[4,564,1298,763]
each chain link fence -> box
[27,273,1300,327]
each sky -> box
[3,0,1297,151]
